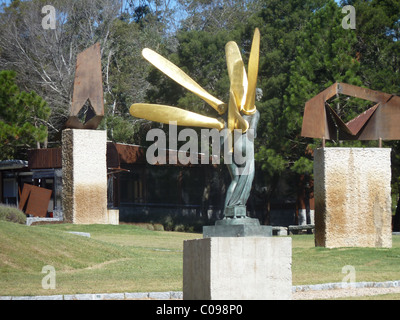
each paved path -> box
[2,280,399,300]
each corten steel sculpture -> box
[301,82,400,142]
[302,83,397,248]
[65,43,104,130]
[62,43,112,224]
[130,29,261,222]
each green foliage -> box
[349,0,400,94]
[104,115,141,144]
[255,147,286,179]
[0,70,50,160]
[0,204,26,224]
[292,157,314,176]
[346,0,400,204]
[103,5,173,145]
[284,1,363,145]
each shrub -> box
[0,204,27,224]
[152,223,164,231]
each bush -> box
[0,204,27,224]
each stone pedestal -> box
[183,237,292,300]
[203,217,272,237]
[314,148,392,248]
[62,129,108,224]
[107,208,119,225]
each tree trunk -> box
[394,196,400,232]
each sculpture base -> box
[203,217,272,238]
[224,205,246,218]
[183,237,292,300]
[62,129,108,224]
[314,147,392,248]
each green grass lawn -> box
[1,220,400,297]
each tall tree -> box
[345,0,400,230]
[178,0,262,32]
[0,70,50,160]
[247,0,327,200]
[0,0,122,143]
[345,0,400,93]
[283,0,365,150]
[102,3,167,145]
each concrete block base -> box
[183,237,292,300]
[107,209,119,225]
[62,129,108,224]
[314,148,392,248]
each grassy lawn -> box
[292,235,400,285]
[1,220,400,297]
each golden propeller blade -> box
[228,90,249,134]
[130,103,225,130]
[225,41,248,112]
[226,90,249,153]
[142,48,227,115]
[243,28,260,115]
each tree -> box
[178,0,262,32]
[345,0,400,230]
[0,70,50,160]
[0,0,184,146]
[283,0,365,148]
[0,0,122,143]
[246,0,328,206]
[345,0,400,93]
[281,0,400,229]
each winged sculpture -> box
[130,29,261,220]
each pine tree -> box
[0,70,50,160]
[250,0,327,185]
[283,0,366,172]
[346,0,400,230]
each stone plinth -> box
[62,129,108,224]
[183,237,292,300]
[107,208,119,225]
[314,148,392,248]
[203,217,272,237]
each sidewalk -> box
[2,280,399,300]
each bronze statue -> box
[130,29,261,222]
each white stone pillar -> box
[62,129,108,224]
[314,148,392,248]
[183,237,292,300]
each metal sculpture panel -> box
[65,43,104,130]
[301,82,400,141]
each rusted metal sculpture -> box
[301,82,400,142]
[65,43,104,129]
[19,184,52,217]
